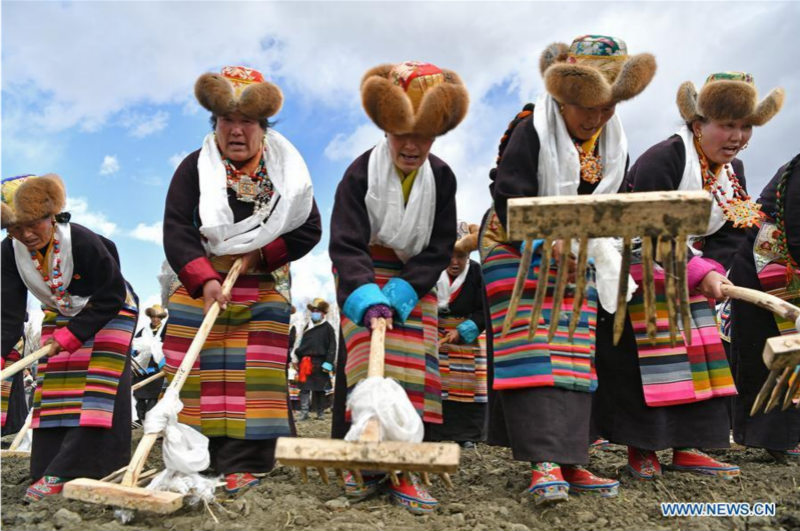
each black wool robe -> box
[294,321,336,392]
[329,148,457,439]
[485,113,612,464]
[729,156,800,451]
[594,135,746,450]
[426,260,488,443]
[1,223,133,480]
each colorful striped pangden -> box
[629,263,736,407]
[758,262,800,335]
[33,290,137,429]
[438,315,487,403]
[163,263,292,440]
[481,240,598,393]
[340,246,442,424]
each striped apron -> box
[341,246,442,423]
[438,316,487,403]
[163,256,292,440]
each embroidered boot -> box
[670,448,740,479]
[590,438,610,451]
[24,476,67,503]
[387,473,438,514]
[344,472,385,501]
[627,446,662,480]
[225,472,260,494]
[527,462,569,505]
[562,465,619,497]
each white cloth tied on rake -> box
[344,377,424,443]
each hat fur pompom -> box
[195,73,236,116]
[239,82,284,119]
[361,76,415,135]
[697,80,757,122]
[749,87,785,126]
[1,203,16,229]
[610,53,657,103]
[539,42,570,75]
[544,63,612,108]
[454,223,479,254]
[676,81,699,122]
[13,174,66,226]
[414,81,469,137]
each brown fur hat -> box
[676,72,784,126]
[195,65,283,120]
[541,35,656,107]
[361,61,469,137]
[1,174,66,229]
[454,223,479,254]
[145,304,168,319]
[307,298,330,314]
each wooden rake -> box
[275,317,460,490]
[0,344,50,381]
[1,411,32,459]
[63,258,244,514]
[501,191,712,346]
[737,286,800,415]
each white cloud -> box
[120,110,169,138]
[99,154,120,175]
[168,151,190,170]
[324,123,380,161]
[289,249,336,310]
[130,221,162,245]
[65,196,118,237]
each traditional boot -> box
[670,448,740,479]
[387,473,438,514]
[527,462,569,505]
[344,472,385,501]
[562,465,619,497]
[627,446,662,480]
[24,476,66,503]
[225,472,260,494]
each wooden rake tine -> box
[501,238,533,338]
[751,369,779,416]
[641,236,658,344]
[612,237,632,346]
[547,238,571,342]
[764,366,793,413]
[674,235,692,345]
[568,238,589,342]
[528,239,554,341]
[659,237,680,346]
[783,366,800,410]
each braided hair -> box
[488,103,534,196]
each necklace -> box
[574,132,603,184]
[775,157,800,291]
[223,151,275,211]
[695,138,761,229]
[30,235,72,310]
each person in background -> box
[294,298,336,420]
[131,304,168,423]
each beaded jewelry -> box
[576,143,603,184]
[30,235,72,310]
[695,138,761,229]
[223,151,275,211]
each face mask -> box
[311,311,323,322]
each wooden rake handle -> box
[121,258,244,487]
[8,411,33,451]
[361,317,387,442]
[1,345,50,381]
[721,284,800,326]
[131,370,167,392]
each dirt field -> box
[1,416,798,531]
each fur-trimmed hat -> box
[454,222,479,254]
[145,304,168,319]
[307,298,330,314]
[1,174,66,229]
[361,61,469,137]
[195,65,283,120]
[541,35,656,108]
[676,72,784,126]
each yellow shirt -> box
[396,167,418,205]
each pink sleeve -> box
[687,256,725,293]
[178,256,223,298]
[53,326,84,354]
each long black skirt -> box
[2,372,29,437]
[425,401,486,443]
[593,309,730,450]
[30,357,132,481]
[729,256,800,451]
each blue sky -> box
[3,1,799,329]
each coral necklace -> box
[695,138,761,229]
[29,233,70,309]
[574,129,603,185]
